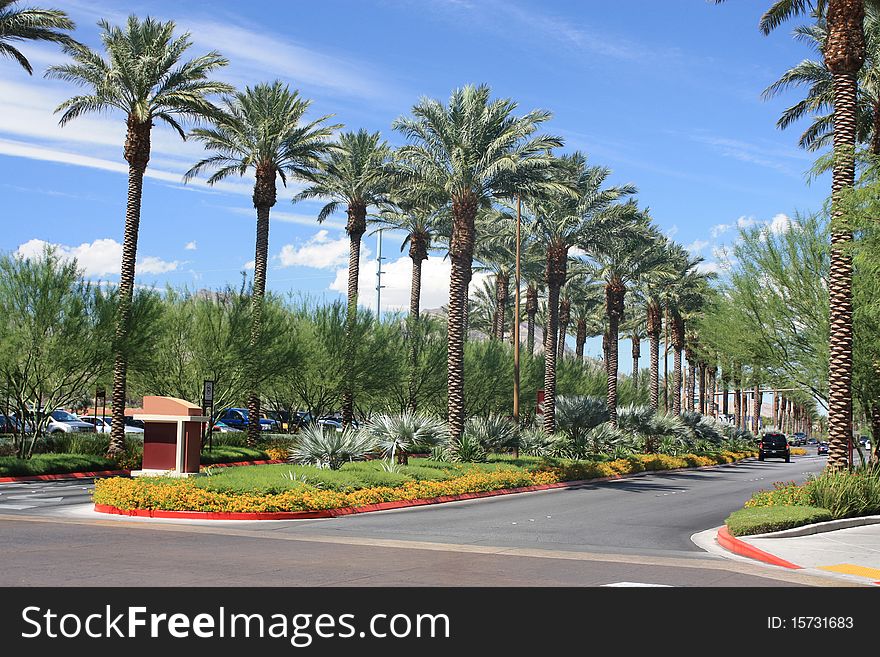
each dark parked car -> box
[758,432,790,462]
[817,442,829,456]
[218,408,274,432]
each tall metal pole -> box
[513,195,521,437]
[375,229,385,322]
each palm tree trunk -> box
[543,281,561,435]
[342,201,367,427]
[825,0,863,469]
[447,195,477,441]
[671,311,684,415]
[605,282,625,428]
[407,239,427,413]
[493,271,509,340]
[632,332,640,393]
[870,404,880,463]
[686,355,696,413]
[722,377,729,417]
[109,118,151,457]
[542,246,567,435]
[752,383,761,435]
[699,362,707,415]
[246,205,270,447]
[557,298,570,363]
[526,284,537,355]
[648,329,660,413]
[575,319,587,362]
[733,382,741,430]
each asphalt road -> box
[0,450,840,587]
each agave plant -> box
[549,423,630,460]
[364,411,448,464]
[657,436,688,456]
[554,396,609,442]
[445,434,487,463]
[616,404,692,452]
[679,411,725,444]
[289,423,376,470]
[464,414,517,452]
[517,427,552,457]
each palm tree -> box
[721,0,877,469]
[526,153,636,434]
[623,295,648,392]
[377,201,443,318]
[473,210,518,341]
[584,211,667,427]
[296,130,393,427]
[392,84,564,441]
[0,0,76,74]
[186,81,337,446]
[569,278,604,361]
[640,240,679,413]
[48,16,230,455]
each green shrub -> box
[445,434,487,463]
[726,506,833,536]
[555,396,608,440]
[0,453,118,476]
[289,424,376,470]
[200,446,266,465]
[808,468,880,519]
[464,414,517,452]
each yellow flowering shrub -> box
[94,450,757,514]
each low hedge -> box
[94,450,755,513]
[0,454,118,477]
[725,505,833,536]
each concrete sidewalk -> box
[693,517,880,586]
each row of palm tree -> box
[2,5,719,451]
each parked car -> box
[0,413,21,433]
[124,415,146,430]
[79,416,144,434]
[317,413,359,432]
[211,420,241,433]
[791,432,807,446]
[817,441,829,456]
[758,431,790,462]
[218,408,274,432]
[807,438,818,445]
[47,409,96,434]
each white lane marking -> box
[4,496,65,503]
[601,582,673,587]
[0,504,36,510]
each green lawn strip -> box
[725,506,833,537]
[196,458,506,494]
[0,453,118,477]
[199,446,267,465]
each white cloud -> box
[329,254,490,313]
[737,216,756,229]
[710,224,730,239]
[138,256,180,275]
[244,260,255,271]
[768,213,794,235]
[15,238,178,277]
[184,241,198,251]
[695,261,722,275]
[278,230,360,269]
[686,239,709,254]
[225,207,345,230]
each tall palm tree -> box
[569,277,604,362]
[48,16,230,455]
[526,153,636,434]
[296,130,393,426]
[640,240,678,413]
[721,0,878,468]
[473,210,518,341]
[186,81,337,446]
[584,212,667,427]
[392,84,563,441]
[0,0,76,74]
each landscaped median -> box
[93,451,756,518]
[725,466,880,536]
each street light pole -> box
[375,228,386,322]
[513,194,521,455]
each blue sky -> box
[0,0,830,365]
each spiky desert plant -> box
[289,423,376,470]
[554,395,610,441]
[364,411,447,464]
[444,433,488,463]
[464,413,517,452]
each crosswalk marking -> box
[601,582,673,587]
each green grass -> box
[0,453,118,477]
[199,446,267,465]
[725,506,833,537]
[194,457,531,494]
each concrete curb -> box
[716,526,803,570]
[0,458,285,483]
[747,514,880,539]
[93,456,757,521]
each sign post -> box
[203,379,215,451]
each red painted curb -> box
[716,526,803,570]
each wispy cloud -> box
[16,238,179,277]
[224,207,345,230]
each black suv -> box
[758,432,790,462]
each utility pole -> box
[513,195,521,449]
[375,228,386,322]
